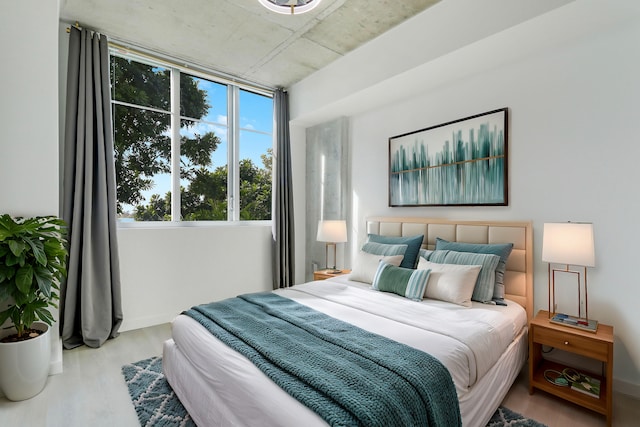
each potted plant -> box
[0,214,67,401]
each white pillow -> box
[349,251,404,284]
[417,258,482,307]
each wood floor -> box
[1,323,637,426]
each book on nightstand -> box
[571,374,601,398]
[550,313,598,333]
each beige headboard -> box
[366,217,534,322]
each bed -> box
[163,217,533,427]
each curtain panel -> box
[60,27,123,348]
[272,88,295,289]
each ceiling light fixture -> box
[258,0,322,15]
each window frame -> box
[109,46,274,227]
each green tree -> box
[182,166,228,221]
[111,56,221,213]
[134,150,272,221]
[134,193,171,221]
[239,154,272,220]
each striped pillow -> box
[434,238,513,301]
[418,248,433,261]
[371,262,431,301]
[361,241,408,257]
[429,250,500,303]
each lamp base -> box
[324,268,342,274]
[549,312,598,333]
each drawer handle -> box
[564,341,569,345]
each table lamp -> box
[316,220,347,274]
[542,222,596,330]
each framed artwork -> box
[389,108,508,207]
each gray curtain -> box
[60,27,123,349]
[272,88,295,289]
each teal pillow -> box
[367,234,424,269]
[429,250,500,303]
[435,238,513,301]
[361,242,408,257]
[371,262,431,301]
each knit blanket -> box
[184,292,461,427]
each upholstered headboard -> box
[366,217,534,322]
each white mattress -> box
[164,278,528,427]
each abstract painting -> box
[389,108,508,206]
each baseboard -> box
[49,337,63,375]
[613,378,640,399]
[120,313,176,332]
[49,359,63,375]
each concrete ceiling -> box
[59,0,441,89]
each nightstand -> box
[313,269,351,281]
[529,310,614,426]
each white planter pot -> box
[0,322,51,401]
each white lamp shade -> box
[317,220,347,243]
[542,222,595,267]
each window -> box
[110,52,273,223]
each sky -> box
[127,74,274,214]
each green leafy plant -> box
[0,215,68,339]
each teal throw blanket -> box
[185,292,461,427]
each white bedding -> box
[164,277,527,427]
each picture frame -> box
[389,108,508,207]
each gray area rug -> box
[122,356,547,427]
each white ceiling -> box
[59,0,441,89]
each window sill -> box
[116,220,272,229]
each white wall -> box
[118,225,273,331]
[0,0,60,215]
[291,0,640,396]
[0,0,62,380]
[290,122,308,286]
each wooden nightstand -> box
[529,310,614,426]
[313,269,351,281]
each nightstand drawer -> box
[533,326,609,361]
